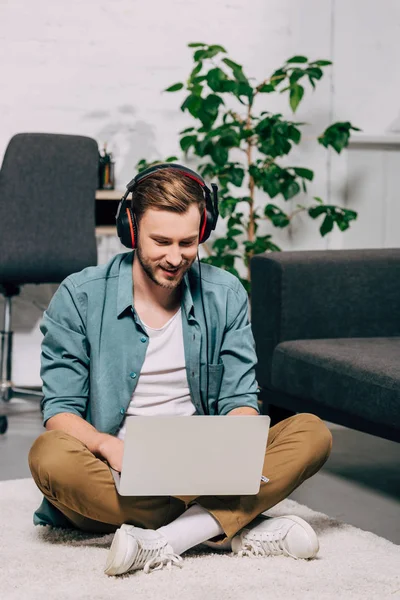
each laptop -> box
[110,415,271,496]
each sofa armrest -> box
[250,248,400,385]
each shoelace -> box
[238,531,296,559]
[143,552,184,574]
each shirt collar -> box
[117,251,196,320]
[117,251,135,317]
[182,271,195,320]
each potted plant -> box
[137,42,360,291]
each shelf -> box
[348,134,400,150]
[96,189,124,201]
[95,226,117,236]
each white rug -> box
[0,478,399,600]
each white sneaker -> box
[104,524,184,576]
[231,515,319,560]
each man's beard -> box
[136,246,194,289]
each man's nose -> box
[165,245,182,266]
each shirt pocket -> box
[206,362,225,403]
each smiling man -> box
[28,164,332,576]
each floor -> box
[1,398,399,545]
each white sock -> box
[156,503,225,555]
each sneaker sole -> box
[104,525,137,576]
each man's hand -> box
[97,434,125,472]
[227,407,259,416]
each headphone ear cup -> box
[199,208,215,243]
[199,208,208,244]
[116,205,137,249]
[128,209,138,249]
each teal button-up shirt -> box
[33,250,259,527]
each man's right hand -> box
[97,434,124,472]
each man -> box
[29,164,332,576]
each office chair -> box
[0,133,98,433]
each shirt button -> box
[130,372,137,379]
[120,408,124,415]
[140,336,147,343]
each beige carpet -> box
[1,478,399,600]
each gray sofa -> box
[250,248,400,443]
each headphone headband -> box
[116,163,219,249]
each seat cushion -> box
[271,337,400,429]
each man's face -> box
[136,205,201,289]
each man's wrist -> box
[227,407,259,416]
[95,432,114,456]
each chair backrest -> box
[0,133,98,285]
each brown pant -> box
[28,413,332,542]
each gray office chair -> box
[0,133,99,433]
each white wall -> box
[1,0,399,385]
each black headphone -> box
[115,163,219,249]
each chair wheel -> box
[0,416,8,434]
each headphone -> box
[115,163,219,249]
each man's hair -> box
[132,167,206,222]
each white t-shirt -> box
[117,308,196,440]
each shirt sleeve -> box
[39,277,90,426]
[217,281,260,415]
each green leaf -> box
[237,81,254,98]
[289,83,304,112]
[288,125,301,144]
[286,55,308,64]
[188,42,206,48]
[320,214,334,236]
[203,94,225,115]
[270,68,287,85]
[282,179,301,200]
[206,67,228,92]
[308,205,327,218]
[220,80,238,93]
[165,83,184,92]
[222,58,249,84]
[318,121,362,153]
[220,130,241,148]
[306,67,323,81]
[211,144,229,165]
[292,167,314,181]
[180,135,197,152]
[222,58,242,70]
[189,62,203,80]
[179,126,196,134]
[264,204,290,228]
[311,60,332,66]
[195,45,226,61]
[213,237,238,251]
[180,94,203,116]
[219,196,240,218]
[228,228,243,237]
[208,44,227,53]
[258,83,275,93]
[194,49,208,61]
[165,156,178,162]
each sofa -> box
[250,248,400,443]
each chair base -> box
[0,386,43,435]
[0,382,43,403]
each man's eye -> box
[180,241,194,247]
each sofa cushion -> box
[271,337,400,428]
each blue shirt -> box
[34,250,259,527]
